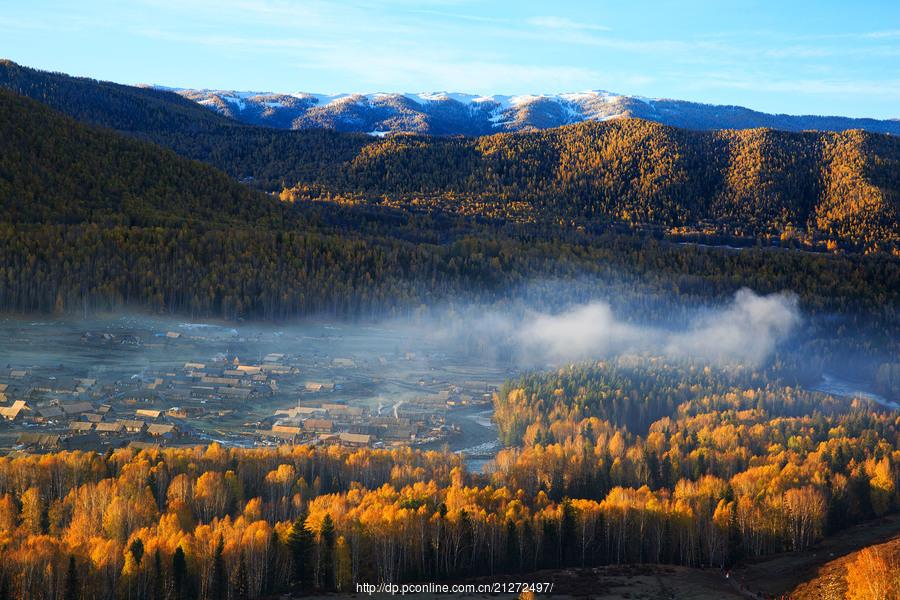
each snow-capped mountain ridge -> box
[170,88,627,107]
[158,85,900,137]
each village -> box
[0,318,502,455]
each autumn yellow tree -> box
[846,546,900,600]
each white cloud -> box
[664,289,799,366]
[520,303,646,360]
[295,48,605,95]
[527,16,610,32]
[863,29,900,39]
[136,28,334,51]
[505,289,801,367]
[688,72,900,99]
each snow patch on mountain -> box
[154,84,900,137]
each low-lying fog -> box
[441,287,800,367]
[1,283,893,456]
[2,286,801,372]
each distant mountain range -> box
[1,60,897,251]
[163,87,900,136]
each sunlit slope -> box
[324,120,900,248]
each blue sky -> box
[2,0,899,118]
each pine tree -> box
[153,548,164,600]
[541,519,558,568]
[63,555,79,600]
[560,499,577,566]
[172,546,188,600]
[505,519,519,572]
[233,552,249,600]
[522,520,536,571]
[286,509,314,592]
[210,535,226,600]
[129,538,144,567]
[267,530,280,594]
[319,514,336,590]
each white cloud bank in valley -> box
[516,288,800,366]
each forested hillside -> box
[0,90,280,227]
[0,60,370,189]
[2,61,898,250]
[2,85,900,326]
[292,121,900,249]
